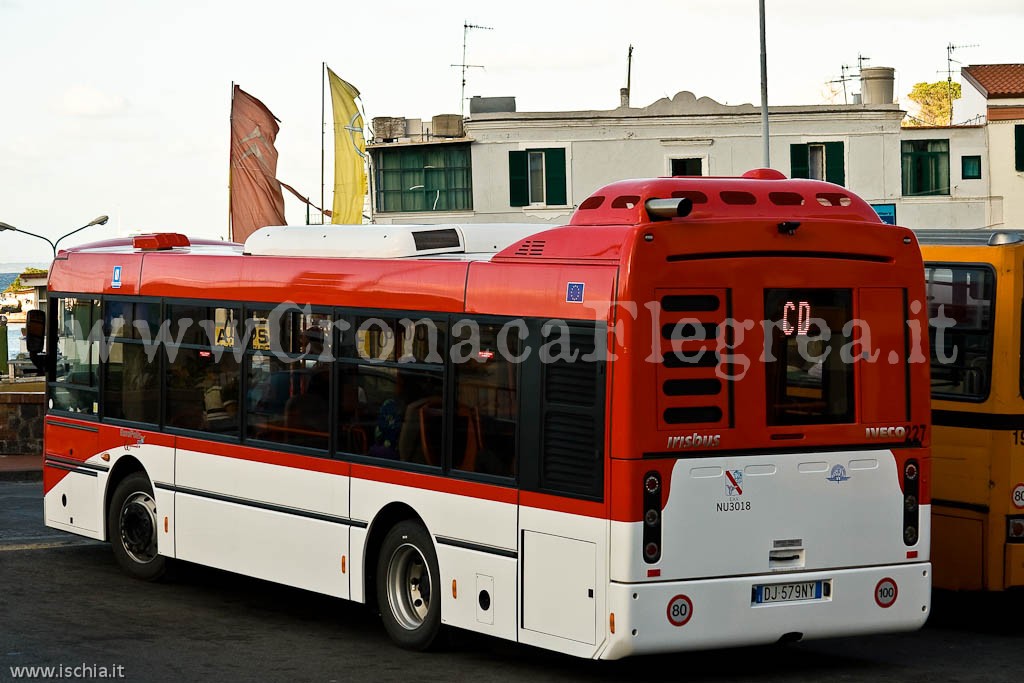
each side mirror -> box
[26,309,45,354]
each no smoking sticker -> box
[1012,483,1024,509]
[666,594,693,627]
[874,578,898,608]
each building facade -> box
[959,64,1024,228]
[368,65,1019,231]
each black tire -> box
[108,471,166,581]
[376,520,442,651]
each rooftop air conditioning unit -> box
[372,117,407,142]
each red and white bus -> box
[40,170,931,659]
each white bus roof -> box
[243,223,552,259]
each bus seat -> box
[284,391,329,447]
[416,402,481,471]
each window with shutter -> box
[1015,125,1024,173]
[824,141,845,186]
[790,144,809,179]
[790,142,844,186]
[508,148,568,208]
[508,151,529,207]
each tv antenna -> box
[828,64,854,104]
[828,54,869,104]
[451,21,494,118]
[942,42,978,124]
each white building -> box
[19,270,48,312]
[958,64,1024,228]
[367,65,1014,230]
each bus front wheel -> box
[376,520,442,650]
[108,472,166,581]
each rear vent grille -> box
[663,351,719,369]
[545,359,597,405]
[663,378,722,396]
[543,413,599,494]
[541,324,603,498]
[515,240,547,256]
[657,288,731,432]
[412,228,461,251]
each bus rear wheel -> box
[108,472,166,581]
[376,521,442,651]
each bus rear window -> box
[764,289,854,426]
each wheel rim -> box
[120,491,158,564]
[386,542,432,630]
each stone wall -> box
[0,393,44,455]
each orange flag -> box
[229,85,286,243]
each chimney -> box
[620,87,630,108]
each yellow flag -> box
[327,67,367,224]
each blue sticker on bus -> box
[566,282,585,303]
[112,265,122,289]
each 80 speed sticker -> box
[666,594,693,627]
[874,578,898,608]
[1012,483,1024,509]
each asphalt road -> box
[0,481,1019,683]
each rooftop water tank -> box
[860,67,895,105]
[431,114,464,138]
[372,117,406,142]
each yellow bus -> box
[917,229,1024,591]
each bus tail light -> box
[902,458,920,547]
[643,471,662,564]
[1007,517,1024,542]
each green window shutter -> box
[543,148,567,205]
[790,144,809,179]
[509,151,528,207]
[824,141,845,186]
[1016,125,1024,172]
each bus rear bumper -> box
[599,562,931,660]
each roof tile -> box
[962,64,1024,98]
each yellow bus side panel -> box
[1004,545,1024,589]
[932,513,985,590]
[931,425,992,506]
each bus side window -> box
[453,321,518,478]
[925,265,995,400]
[50,297,101,415]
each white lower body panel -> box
[599,562,931,660]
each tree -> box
[903,81,961,127]
[4,266,47,293]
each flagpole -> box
[361,96,371,223]
[321,62,326,225]
[228,81,234,242]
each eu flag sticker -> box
[566,282,585,303]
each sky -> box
[0,0,1021,264]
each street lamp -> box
[758,0,771,168]
[0,215,109,259]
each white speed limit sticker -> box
[1013,483,1024,509]
[666,594,693,627]
[874,578,898,608]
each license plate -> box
[752,580,827,605]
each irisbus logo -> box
[666,433,721,449]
